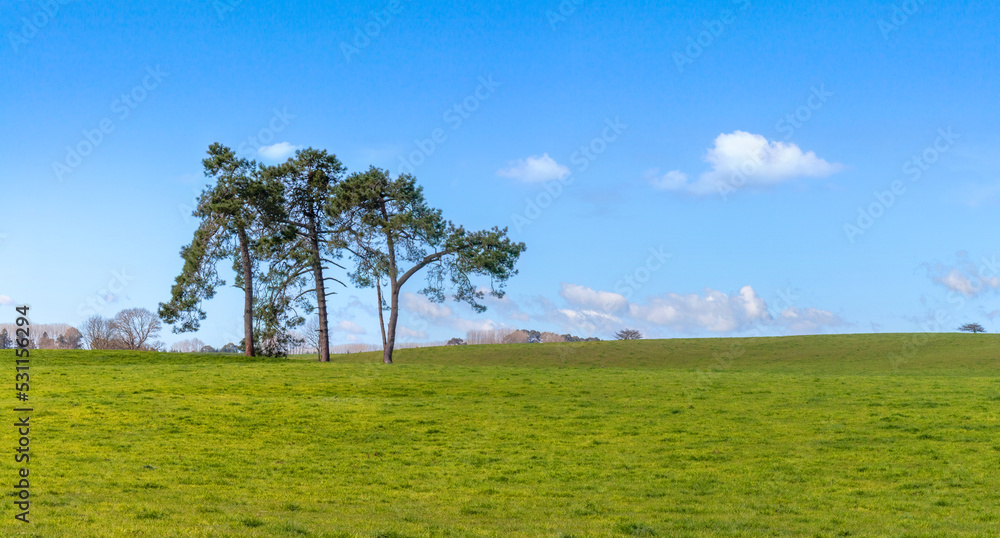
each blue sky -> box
[4,0,1000,347]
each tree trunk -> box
[237,227,255,357]
[307,217,331,363]
[376,280,387,348]
[383,284,399,364]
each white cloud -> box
[927,254,1000,298]
[0,295,10,306]
[397,326,427,339]
[333,320,366,335]
[935,269,1000,298]
[778,307,844,334]
[628,285,771,333]
[478,287,530,321]
[559,283,628,313]
[655,131,843,195]
[737,285,768,320]
[451,317,499,333]
[497,153,571,182]
[331,295,379,319]
[939,269,979,296]
[647,170,689,190]
[401,292,452,319]
[257,142,301,161]
[554,309,622,334]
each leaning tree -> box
[331,167,526,364]
[159,143,286,356]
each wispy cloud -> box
[778,307,845,333]
[497,153,571,182]
[559,283,627,313]
[401,292,452,318]
[332,320,367,335]
[397,326,427,339]
[628,285,770,333]
[926,252,1000,298]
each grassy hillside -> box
[300,332,1000,375]
[2,334,998,536]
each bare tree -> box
[958,322,986,333]
[465,329,489,345]
[614,328,642,340]
[170,338,206,353]
[111,308,162,350]
[540,331,566,343]
[465,328,515,345]
[330,343,381,354]
[82,315,117,350]
[303,315,322,351]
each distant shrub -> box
[614,329,642,340]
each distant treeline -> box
[0,323,80,349]
[458,328,599,345]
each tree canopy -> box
[958,322,986,334]
[259,148,348,361]
[331,167,526,363]
[160,148,526,364]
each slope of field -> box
[294,333,1000,375]
[1,333,998,536]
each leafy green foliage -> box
[331,167,525,362]
[159,144,314,356]
[158,144,266,335]
[258,148,349,361]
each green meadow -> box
[2,333,999,536]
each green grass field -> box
[2,333,998,536]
